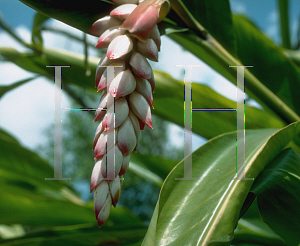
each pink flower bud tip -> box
[94,181,109,216]
[106,35,133,60]
[110,4,137,20]
[96,195,112,227]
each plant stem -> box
[278,0,291,49]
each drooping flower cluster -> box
[89,0,170,227]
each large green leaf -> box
[173,0,236,56]
[0,203,146,245]
[0,47,286,140]
[232,218,286,246]
[251,148,300,246]
[0,128,93,226]
[142,121,300,245]
[18,0,114,35]
[233,14,300,119]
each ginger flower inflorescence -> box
[89,0,170,227]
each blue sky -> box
[0,0,299,153]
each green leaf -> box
[31,12,50,50]
[129,161,164,187]
[0,47,49,75]
[18,0,115,35]
[233,14,300,119]
[176,0,236,56]
[233,218,287,246]
[142,121,300,246]
[131,152,178,181]
[251,148,300,246]
[0,206,146,245]
[0,128,95,226]
[278,0,291,49]
[0,76,38,99]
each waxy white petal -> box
[110,4,137,20]
[109,177,121,207]
[97,61,126,91]
[94,91,108,122]
[89,16,122,37]
[128,110,140,148]
[149,24,161,51]
[107,35,133,60]
[94,128,118,159]
[129,52,152,80]
[129,91,152,128]
[102,97,129,130]
[101,145,123,179]
[97,193,112,227]
[96,26,126,49]
[109,70,136,97]
[93,120,104,150]
[90,159,104,192]
[119,153,131,176]
[137,38,158,61]
[94,180,109,217]
[118,117,136,156]
[96,56,121,88]
[135,76,153,108]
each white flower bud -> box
[135,76,153,108]
[129,52,153,80]
[107,35,133,60]
[96,26,126,49]
[129,91,152,128]
[97,61,126,92]
[119,154,131,176]
[109,176,121,207]
[110,4,137,20]
[149,25,161,51]
[102,97,129,130]
[94,181,109,216]
[109,69,136,97]
[137,38,158,61]
[89,16,122,37]
[118,116,137,155]
[90,159,104,192]
[101,145,123,178]
[128,110,140,148]
[97,193,112,227]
